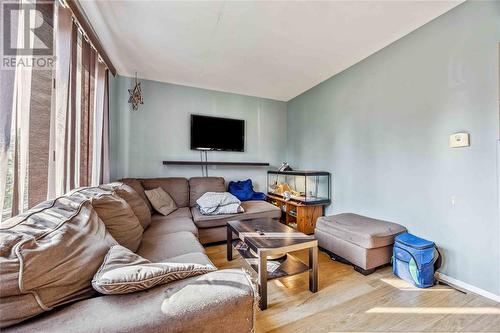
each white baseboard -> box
[435,272,500,303]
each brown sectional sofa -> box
[2,176,279,332]
[128,176,281,244]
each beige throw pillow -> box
[71,187,144,252]
[92,245,216,294]
[122,178,153,212]
[100,182,152,229]
[145,187,177,216]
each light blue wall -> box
[108,76,287,191]
[287,1,500,295]
[108,0,499,296]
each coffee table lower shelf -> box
[231,240,310,280]
[227,219,318,310]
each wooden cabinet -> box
[267,194,325,234]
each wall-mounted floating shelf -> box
[162,161,270,167]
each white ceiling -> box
[80,0,463,101]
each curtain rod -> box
[59,0,117,76]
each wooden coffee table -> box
[226,218,318,310]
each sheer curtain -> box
[79,38,96,187]
[94,62,108,184]
[0,0,45,219]
[27,1,53,208]
[0,1,111,222]
[0,1,18,219]
[48,3,72,198]
[100,67,110,184]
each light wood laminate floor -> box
[205,244,500,333]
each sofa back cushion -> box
[70,187,144,252]
[189,177,225,207]
[100,182,152,229]
[0,196,117,328]
[141,178,189,208]
[122,178,152,212]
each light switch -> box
[449,132,470,148]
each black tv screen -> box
[190,115,245,152]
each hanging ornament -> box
[128,72,144,111]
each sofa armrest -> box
[4,269,256,333]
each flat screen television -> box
[190,115,245,152]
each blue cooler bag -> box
[393,233,440,288]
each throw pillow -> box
[145,187,177,216]
[71,187,144,252]
[92,245,216,294]
[100,182,152,229]
[121,178,153,212]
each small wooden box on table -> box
[226,218,318,310]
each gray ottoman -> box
[315,213,406,275]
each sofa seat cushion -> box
[137,231,204,262]
[162,207,192,220]
[189,177,225,207]
[3,269,256,333]
[141,178,189,208]
[315,213,407,249]
[148,214,198,237]
[191,200,281,229]
[0,196,117,328]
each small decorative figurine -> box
[283,191,291,201]
[278,162,292,172]
[128,72,144,111]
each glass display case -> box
[267,170,331,205]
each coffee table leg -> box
[309,246,318,293]
[258,251,267,310]
[226,226,232,261]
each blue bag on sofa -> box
[393,232,440,288]
[228,179,266,201]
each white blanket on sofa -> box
[196,192,244,215]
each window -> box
[0,1,110,222]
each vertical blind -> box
[0,0,110,222]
